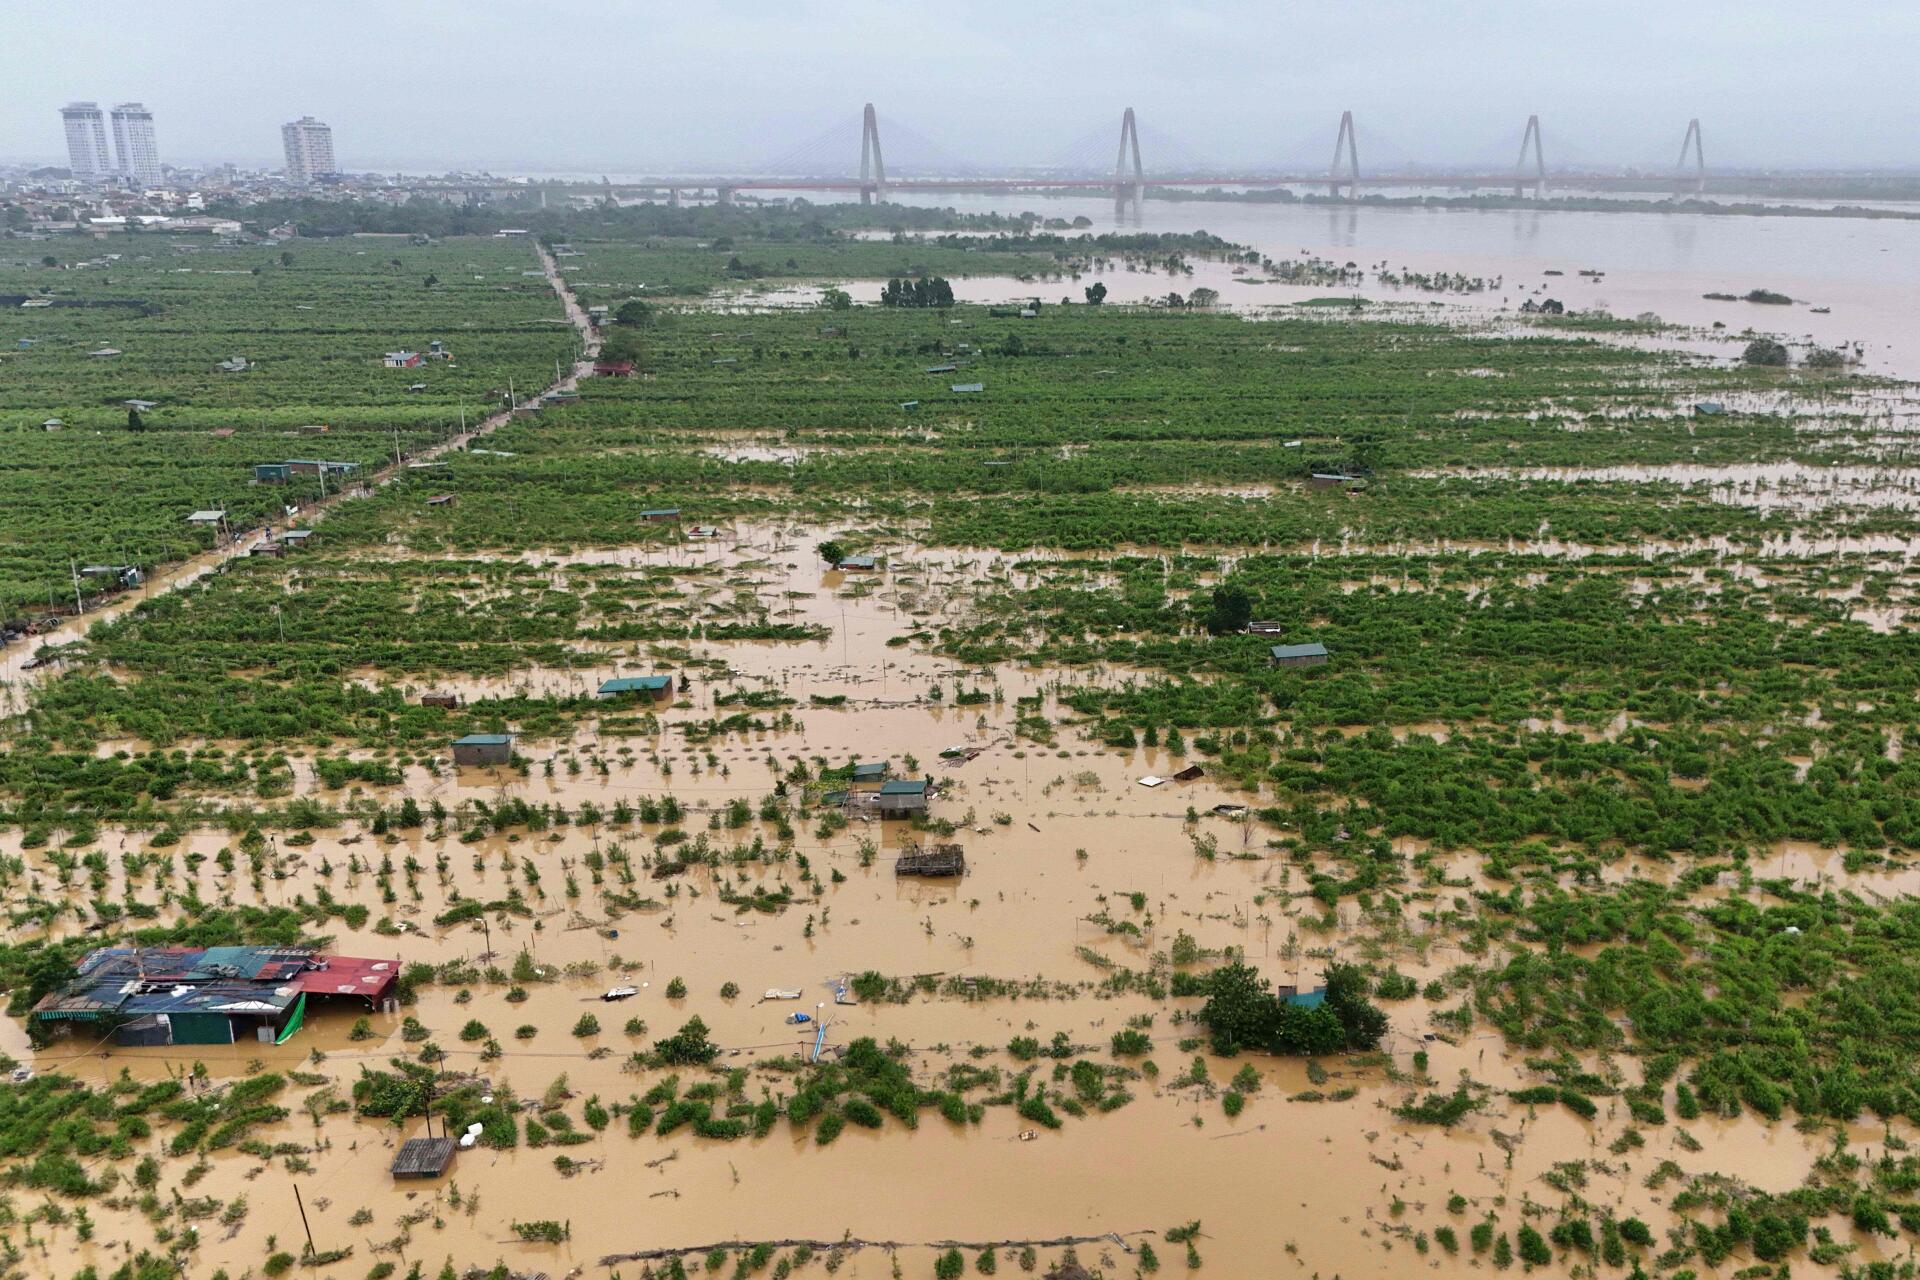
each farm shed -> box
[419,692,462,709]
[383,351,422,368]
[1270,642,1329,668]
[426,494,456,507]
[391,1137,457,1179]
[876,778,931,816]
[1246,621,1284,636]
[275,529,316,549]
[79,565,142,589]
[593,359,635,377]
[451,733,513,766]
[640,508,681,523]
[253,463,291,484]
[599,675,675,703]
[285,459,359,478]
[951,382,984,393]
[895,843,965,877]
[836,554,877,571]
[29,945,396,1048]
[185,509,226,527]
[1277,983,1327,1009]
[1309,473,1363,490]
[215,357,250,372]
[1693,401,1727,416]
[924,363,958,374]
[850,761,890,788]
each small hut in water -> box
[876,778,930,816]
[895,842,965,877]
[390,1136,457,1179]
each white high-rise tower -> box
[281,117,337,184]
[110,103,162,185]
[61,102,112,178]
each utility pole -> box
[69,558,83,615]
[293,1183,316,1258]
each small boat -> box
[764,987,802,1001]
[1811,307,1831,314]
[601,986,639,1002]
[785,1012,813,1025]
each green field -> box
[0,234,576,616]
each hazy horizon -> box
[7,0,1918,176]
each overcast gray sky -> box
[6,0,1917,174]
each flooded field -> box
[5,210,1920,1280]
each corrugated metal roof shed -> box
[600,676,672,694]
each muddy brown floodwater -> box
[13,210,1920,1277]
[12,532,1919,1280]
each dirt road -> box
[0,242,599,688]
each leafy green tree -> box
[1196,962,1278,1055]
[1203,584,1252,635]
[817,539,847,566]
[1084,282,1107,305]
[1743,337,1789,367]
[614,300,653,327]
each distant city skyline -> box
[8,1,1920,174]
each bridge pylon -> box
[1329,110,1360,199]
[1514,115,1546,198]
[1114,107,1145,210]
[860,103,887,204]
[1676,118,1705,196]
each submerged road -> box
[0,242,602,691]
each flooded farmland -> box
[5,200,1920,1280]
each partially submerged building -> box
[895,842,965,877]
[876,778,931,816]
[451,733,513,765]
[599,675,675,704]
[1276,982,1327,1009]
[30,946,398,1047]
